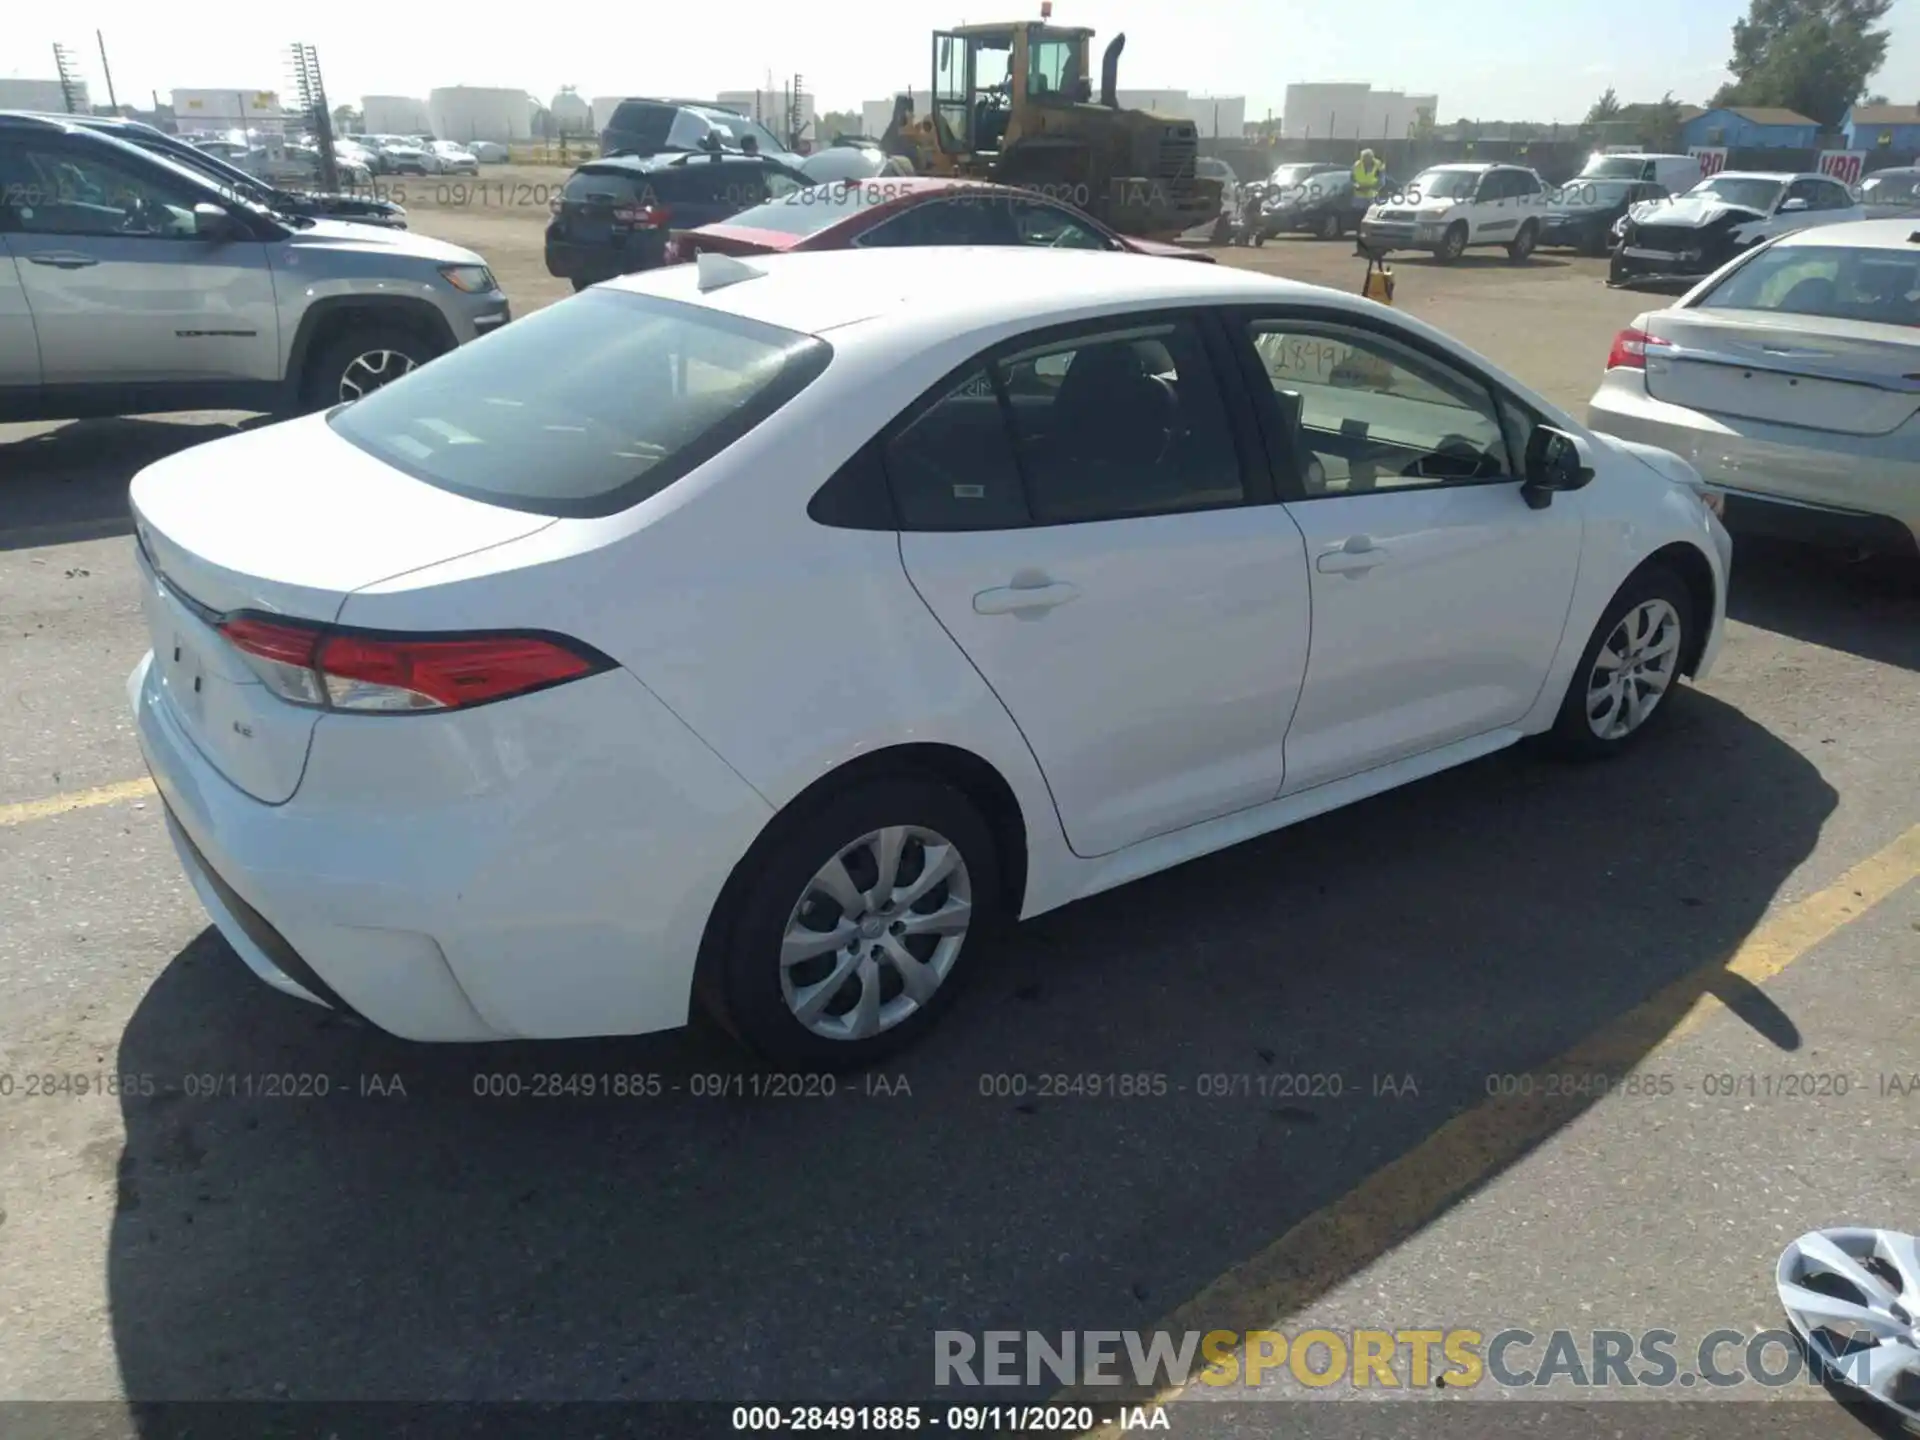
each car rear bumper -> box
[130,649,775,1043]
[1587,373,1920,554]
[543,232,668,281]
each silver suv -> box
[0,112,509,423]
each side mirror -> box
[193,202,239,241]
[1522,425,1593,509]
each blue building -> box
[1679,106,1821,150]
[1841,104,1920,153]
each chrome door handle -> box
[1317,538,1389,575]
[26,252,99,269]
[973,581,1080,616]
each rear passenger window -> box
[996,318,1243,524]
[883,370,1031,530]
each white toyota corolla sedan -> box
[127,247,1732,1066]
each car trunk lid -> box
[673,224,799,259]
[129,414,553,803]
[555,168,669,248]
[1641,310,1920,437]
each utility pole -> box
[96,32,119,111]
[52,43,84,113]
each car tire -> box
[301,323,437,410]
[570,277,593,293]
[1547,562,1695,760]
[1319,211,1342,240]
[1435,223,1468,263]
[705,776,1003,1070]
[1507,222,1537,262]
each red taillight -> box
[220,616,319,668]
[218,616,607,713]
[1606,326,1672,371]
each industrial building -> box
[361,95,432,135]
[1281,83,1437,140]
[170,88,285,133]
[427,86,534,142]
[0,77,89,113]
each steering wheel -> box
[118,193,155,235]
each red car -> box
[663,176,1215,265]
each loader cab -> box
[931,23,1093,157]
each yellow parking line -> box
[0,777,157,828]
[1070,821,1920,1420]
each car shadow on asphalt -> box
[1729,537,1920,673]
[105,688,1835,1409]
[0,416,268,552]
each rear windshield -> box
[1862,172,1920,203]
[606,102,675,148]
[562,167,655,204]
[1698,244,1920,327]
[1580,157,1650,179]
[327,289,833,517]
[715,180,913,236]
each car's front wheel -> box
[1435,222,1468,263]
[1548,563,1695,758]
[705,776,1002,1068]
[1319,211,1343,240]
[302,324,436,409]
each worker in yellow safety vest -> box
[1352,148,1386,205]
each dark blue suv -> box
[544,149,810,289]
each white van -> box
[1578,152,1705,193]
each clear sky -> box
[4,0,1917,122]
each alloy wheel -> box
[780,826,973,1042]
[338,349,417,401]
[1586,598,1682,740]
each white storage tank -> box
[427,86,534,143]
[361,95,432,135]
[549,87,593,136]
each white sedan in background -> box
[428,140,480,175]
[127,248,1729,1066]
[1590,218,1920,558]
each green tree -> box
[331,104,360,133]
[1586,87,1623,123]
[1628,93,1687,151]
[1711,0,1892,127]
[819,109,862,140]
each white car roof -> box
[1705,171,1821,182]
[1773,217,1920,251]
[1420,162,1498,173]
[609,247,1338,337]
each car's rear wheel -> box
[1548,563,1695,759]
[302,324,435,409]
[1507,222,1537,262]
[706,777,1002,1069]
[1435,222,1468,263]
